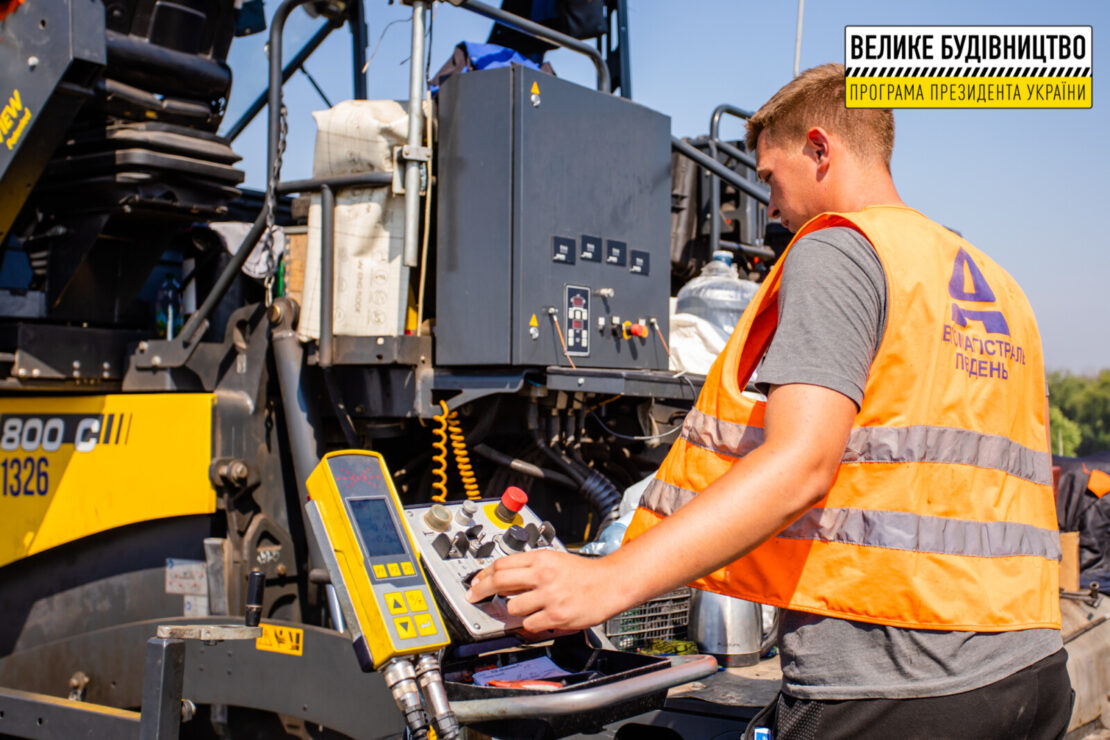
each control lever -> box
[537,521,557,547]
[432,532,453,559]
[524,522,540,547]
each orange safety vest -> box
[626,206,1060,631]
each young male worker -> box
[468,63,1071,738]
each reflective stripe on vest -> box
[641,478,1061,561]
[680,407,1053,486]
[626,206,1060,631]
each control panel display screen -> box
[348,498,406,558]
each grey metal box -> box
[435,66,671,370]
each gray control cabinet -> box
[435,66,671,369]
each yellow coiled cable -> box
[445,405,481,501]
[431,401,450,502]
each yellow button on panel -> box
[373,564,388,579]
[387,562,401,577]
[394,616,417,640]
[401,561,415,576]
[414,613,437,636]
[404,589,427,612]
[385,592,407,615]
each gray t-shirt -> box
[756,227,1061,700]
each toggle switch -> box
[537,521,557,547]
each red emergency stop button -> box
[501,486,528,511]
[629,323,649,338]
[495,486,528,523]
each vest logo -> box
[947,248,1009,336]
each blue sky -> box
[224,0,1108,372]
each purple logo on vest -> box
[947,248,1009,336]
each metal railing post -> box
[708,104,756,253]
[402,1,429,267]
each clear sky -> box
[223,0,1108,372]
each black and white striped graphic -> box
[847,66,1091,77]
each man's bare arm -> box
[466,382,858,632]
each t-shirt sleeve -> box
[755,227,887,407]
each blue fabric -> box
[430,41,548,95]
[464,41,546,70]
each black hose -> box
[472,443,578,490]
[527,404,586,487]
[527,402,621,534]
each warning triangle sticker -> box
[530,81,540,95]
[529,314,538,327]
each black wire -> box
[588,408,682,442]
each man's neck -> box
[826,162,906,213]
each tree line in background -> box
[1048,370,1110,457]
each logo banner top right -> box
[845,26,1092,109]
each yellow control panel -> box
[305,451,449,670]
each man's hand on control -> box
[465,549,624,632]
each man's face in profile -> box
[756,129,827,233]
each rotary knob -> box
[423,504,451,532]
[499,525,530,554]
[456,499,479,525]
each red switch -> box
[495,486,528,523]
[629,323,649,338]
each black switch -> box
[538,521,557,547]
[524,522,540,547]
[431,532,453,559]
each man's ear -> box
[805,127,831,172]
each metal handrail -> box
[671,136,768,206]
[224,20,339,142]
[452,0,611,93]
[708,104,757,253]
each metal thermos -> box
[689,590,762,667]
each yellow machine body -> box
[0,393,216,568]
[306,450,449,669]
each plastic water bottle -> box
[675,250,759,342]
[155,275,183,339]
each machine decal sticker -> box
[0,413,133,453]
[0,88,30,151]
[0,456,47,496]
[0,394,215,569]
[580,235,601,262]
[605,240,627,266]
[564,285,590,356]
[255,624,304,656]
[552,236,575,264]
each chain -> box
[262,104,288,306]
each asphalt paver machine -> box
[0,0,772,736]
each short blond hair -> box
[745,63,894,169]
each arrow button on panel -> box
[394,616,417,640]
[385,592,407,614]
[414,613,437,636]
